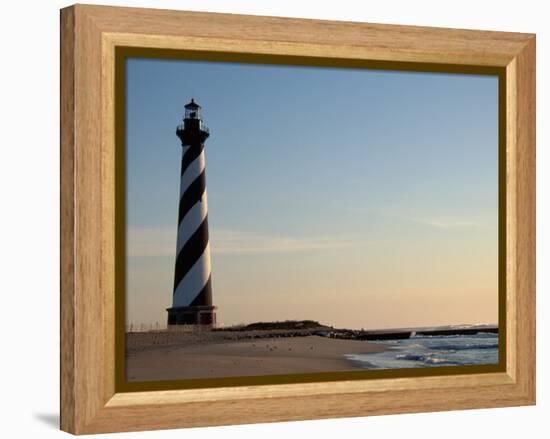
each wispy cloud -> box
[410,218,480,229]
[127,227,176,257]
[126,226,357,257]
[210,229,357,255]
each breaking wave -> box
[429,343,498,351]
[345,333,499,370]
[395,353,462,366]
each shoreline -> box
[126,332,387,382]
[124,323,499,382]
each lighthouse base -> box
[166,305,217,326]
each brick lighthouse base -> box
[166,305,217,326]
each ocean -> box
[346,332,499,369]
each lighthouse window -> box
[185,107,201,119]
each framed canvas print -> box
[60,4,536,435]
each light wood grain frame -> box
[60,4,536,435]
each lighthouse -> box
[166,99,216,326]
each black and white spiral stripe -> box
[172,143,212,307]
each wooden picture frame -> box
[60,4,536,434]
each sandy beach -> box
[126,330,387,381]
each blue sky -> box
[125,57,498,329]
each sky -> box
[125,57,499,330]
